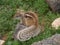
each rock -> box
[46,0,60,12]
[0,40,5,45]
[51,18,60,29]
[31,34,60,45]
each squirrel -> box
[13,9,42,41]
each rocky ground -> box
[31,34,60,45]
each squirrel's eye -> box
[25,15,32,19]
[25,16,28,18]
[25,14,32,18]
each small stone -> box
[51,18,60,29]
[0,40,5,45]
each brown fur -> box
[14,9,39,27]
[25,11,38,27]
